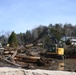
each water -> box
[64,59,76,70]
[49,59,76,71]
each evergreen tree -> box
[8,31,18,47]
[65,39,71,45]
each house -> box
[70,38,76,45]
[61,36,71,42]
[61,36,76,45]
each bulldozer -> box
[25,27,64,59]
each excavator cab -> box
[47,44,56,53]
[45,43,64,59]
[48,44,64,55]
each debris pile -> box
[0,45,53,69]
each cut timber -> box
[25,43,43,48]
[28,56,40,60]
[15,56,41,63]
[16,55,40,60]
[4,51,15,54]
[25,44,33,47]
[11,50,17,59]
[1,57,21,67]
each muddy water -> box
[49,59,76,71]
[64,59,76,70]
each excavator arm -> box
[25,27,64,59]
[32,27,58,45]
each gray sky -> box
[0,0,76,33]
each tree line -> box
[0,23,76,47]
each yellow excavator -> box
[26,27,64,59]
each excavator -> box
[25,27,64,59]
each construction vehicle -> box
[25,27,64,59]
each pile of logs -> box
[0,46,49,69]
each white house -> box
[70,38,76,45]
[61,36,76,45]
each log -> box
[1,57,21,67]
[11,50,17,59]
[16,55,40,60]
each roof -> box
[61,36,76,41]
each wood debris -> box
[0,46,51,69]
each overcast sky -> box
[0,0,76,33]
